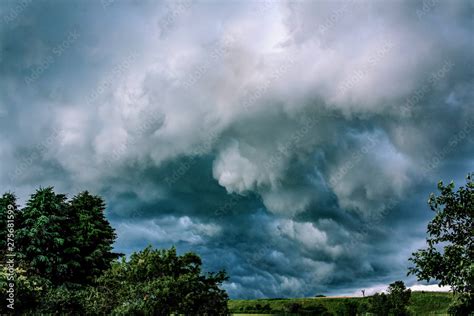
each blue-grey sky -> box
[0,0,473,298]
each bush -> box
[336,300,358,316]
[448,294,474,315]
[0,266,50,313]
[368,281,411,316]
[84,246,229,315]
[286,302,302,313]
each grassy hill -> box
[229,291,453,315]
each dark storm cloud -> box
[1,0,472,298]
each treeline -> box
[234,281,411,315]
[0,187,229,314]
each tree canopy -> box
[82,246,229,315]
[11,187,120,284]
[0,187,229,314]
[368,281,411,316]
[408,173,473,312]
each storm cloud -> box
[0,0,473,298]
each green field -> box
[229,291,453,315]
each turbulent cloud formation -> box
[1,0,473,298]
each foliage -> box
[407,291,452,314]
[336,300,358,316]
[15,187,71,283]
[286,302,303,313]
[13,188,120,285]
[38,283,90,314]
[409,174,473,312]
[369,292,391,316]
[387,281,411,316]
[248,303,272,312]
[0,188,229,314]
[82,246,229,315]
[368,281,411,316]
[228,292,453,315]
[66,191,120,283]
[447,294,474,315]
[285,301,332,315]
[0,265,51,314]
[357,301,369,314]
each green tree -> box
[13,188,119,285]
[16,187,71,283]
[408,174,473,312]
[368,282,411,316]
[67,191,120,283]
[86,246,229,315]
[369,292,390,316]
[387,281,411,316]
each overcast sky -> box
[1,0,473,298]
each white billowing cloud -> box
[213,141,270,194]
[2,0,464,219]
[1,0,473,298]
[282,1,468,113]
[115,216,221,247]
[261,189,312,215]
[328,131,415,214]
[276,219,343,258]
[300,257,336,282]
[213,139,287,194]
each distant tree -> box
[262,303,272,312]
[369,292,390,316]
[387,281,411,316]
[408,174,473,312]
[368,281,411,316]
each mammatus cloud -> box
[0,0,473,298]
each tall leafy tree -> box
[408,173,473,311]
[15,188,119,285]
[387,281,411,316]
[368,281,411,316]
[67,191,120,283]
[16,187,71,283]
[369,292,390,316]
